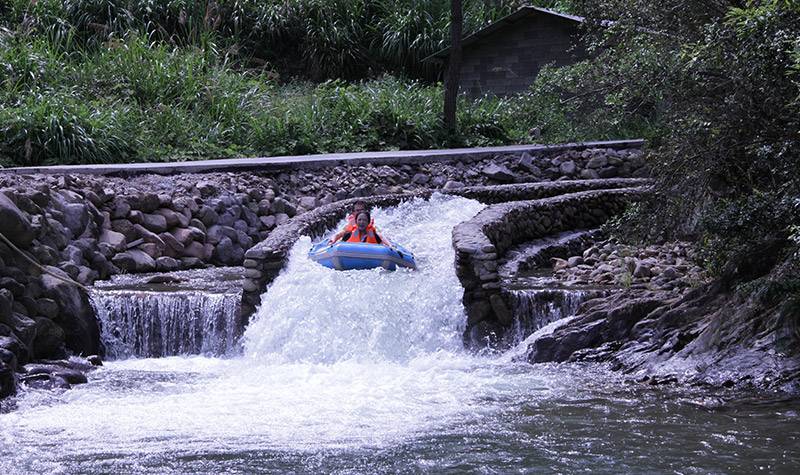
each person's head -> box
[352,201,368,215]
[355,211,371,232]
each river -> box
[1,195,798,473]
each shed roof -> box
[423,6,585,63]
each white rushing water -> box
[91,290,242,358]
[2,194,798,474]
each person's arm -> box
[329,230,346,243]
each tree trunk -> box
[444,0,463,133]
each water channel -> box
[1,195,798,473]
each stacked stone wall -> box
[452,187,646,345]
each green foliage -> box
[0,94,137,166]
[565,0,800,274]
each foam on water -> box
[244,194,483,363]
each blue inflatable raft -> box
[309,241,416,271]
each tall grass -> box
[0,0,594,167]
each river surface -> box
[1,195,799,474]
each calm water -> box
[1,195,798,474]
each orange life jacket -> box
[344,219,376,233]
[345,228,380,244]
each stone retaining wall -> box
[452,187,646,346]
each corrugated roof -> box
[423,6,585,63]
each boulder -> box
[99,229,127,252]
[411,173,430,185]
[442,180,465,190]
[0,359,15,398]
[155,256,180,272]
[62,203,90,238]
[141,213,168,233]
[559,160,577,176]
[298,196,318,210]
[0,192,34,247]
[32,317,66,360]
[154,208,182,228]
[482,163,517,183]
[111,250,156,272]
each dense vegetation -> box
[0,0,584,167]
[564,0,799,290]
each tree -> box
[443,0,463,133]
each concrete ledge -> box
[2,139,644,177]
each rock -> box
[133,224,166,251]
[99,229,126,252]
[0,192,34,247]
[87,355,103,366]
[141,213,168,233]
[1,312,36,355]
[298,196,318,210]
[0,289,12,318]
[275,213,290,225]
[111,250,156,272]
[586,156,608,169]
[155,256,180,272]
[36,298,59,319]
[62,203,90,238]
[259,215,277,229]
[195,181,218,197]
[182,241,207,259]
[633,263,652,278]
[551,258,569,271]
[33,317,66,359]
[214,237,244,265]
[159,232,184,254]
[559,160,577,176]
[567,256,584,267]
[110,197,131,219]
[661,267,679,280]
[579,169,600,180]
[111,219,137,241]
[137,193,160,213]
[482,163,517,183]
[598,166,619,178]
[411,173,430,185]
[0,333,28,366]
[0,359,15,398]
[154,208,182,228]
[518,153,541,174]
[442,180,465,190]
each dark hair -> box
[355,211,371,223]
[353,201,368,212]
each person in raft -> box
[339,211,386,244]
[329,201,377,243]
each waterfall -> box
[90,286,243,359]
[505,288,605,346]
[244,194,486,363]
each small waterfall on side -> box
[89,268,246,359]
[505,288,606,346]
[91,290,242,358]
